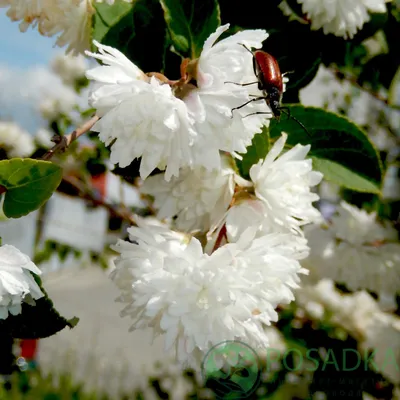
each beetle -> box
[226,44,310,136]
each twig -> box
[62,175,136,226]
[42,115,100,161]
[330,68,400,112]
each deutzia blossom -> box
[0,0,45,32]
[303,201,400,310]
[109,217,309,368]
[85,25,270,180]
[0,0,95,54]
[296,0,389,39]
[186,24,270,168]
[86,48,196,180]
[0,244,44,319]
[40,0,94,55]
[51,53,88,86]
[141,154,236,232]
[362,312,400,385]
[249,132,323,234]
[0,121,35,158]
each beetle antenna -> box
[279,108,311,137]
[239,43,254,55]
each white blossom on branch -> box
[109,217,309,368]
[0,244,44,320]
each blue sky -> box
[0,12,57,67]
[0,11,72,132]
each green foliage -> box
[0,276,78,339]
[237,125,270,178]
[160,0,221,58]
[0,159,62,219]
[93,0,166,74]
[269,105,383,193]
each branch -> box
[62,175,137,226]
[42,115,100,161]
[330,68,400,112]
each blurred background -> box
[0,1,400,399]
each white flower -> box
[86,43,195,180]
[39,83,78,121]
[0,0,95,54]
[362,312,400,385]
[40,0,94,55]
[35,128,53,148]
[303,201,400,310]
[223,199,271,243]
[249,132,323,234]
[186,24,271,168]
[0,244,44,319]
[85,25,270,180]
[0,122,35,158]
[141,154,236,232]
[0,0,46,32]
[110,217,308,368]
[296,0,389,39]
[51,53,88,86]
[295,280,381,339]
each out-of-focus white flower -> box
[0,0,45,32]
[0,121,35,157]
[298,279,400,383]
[85,25,270,180]
[0,244,44,319]
[0,0,96,54]
[249,133,323,235]
[296,0,389,39]
[141,154,236,232]
[296,279,381,339]
[39,83,77,121]
[51,53,88,86]
[362,313,400,385]
[40,0,94,55]
[35,128,53,148]
[304,201,400,310]
[110,217,308,368]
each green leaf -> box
[237,125,270,178]
[92,1,133,43]
[159,0,221,58]
[0,275,78,339]
[93,0,167,73]
[269,105,382,193]
[311,158,381,194]
[0,159,62,219]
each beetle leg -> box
[243,111,273,119]
[230,97,267,118]
[224,81,259,86]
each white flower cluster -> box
[303,201,400,310]
[0,121,35,158]
[296,280,400,385]
[85,25,324,368]
[110,217,310,367]
[281,0,390,39]
[0,0,132,55]
[51,53,88,86]
[85,25,268,180]
[0,244,44,319]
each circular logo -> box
[201,341,261,399]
